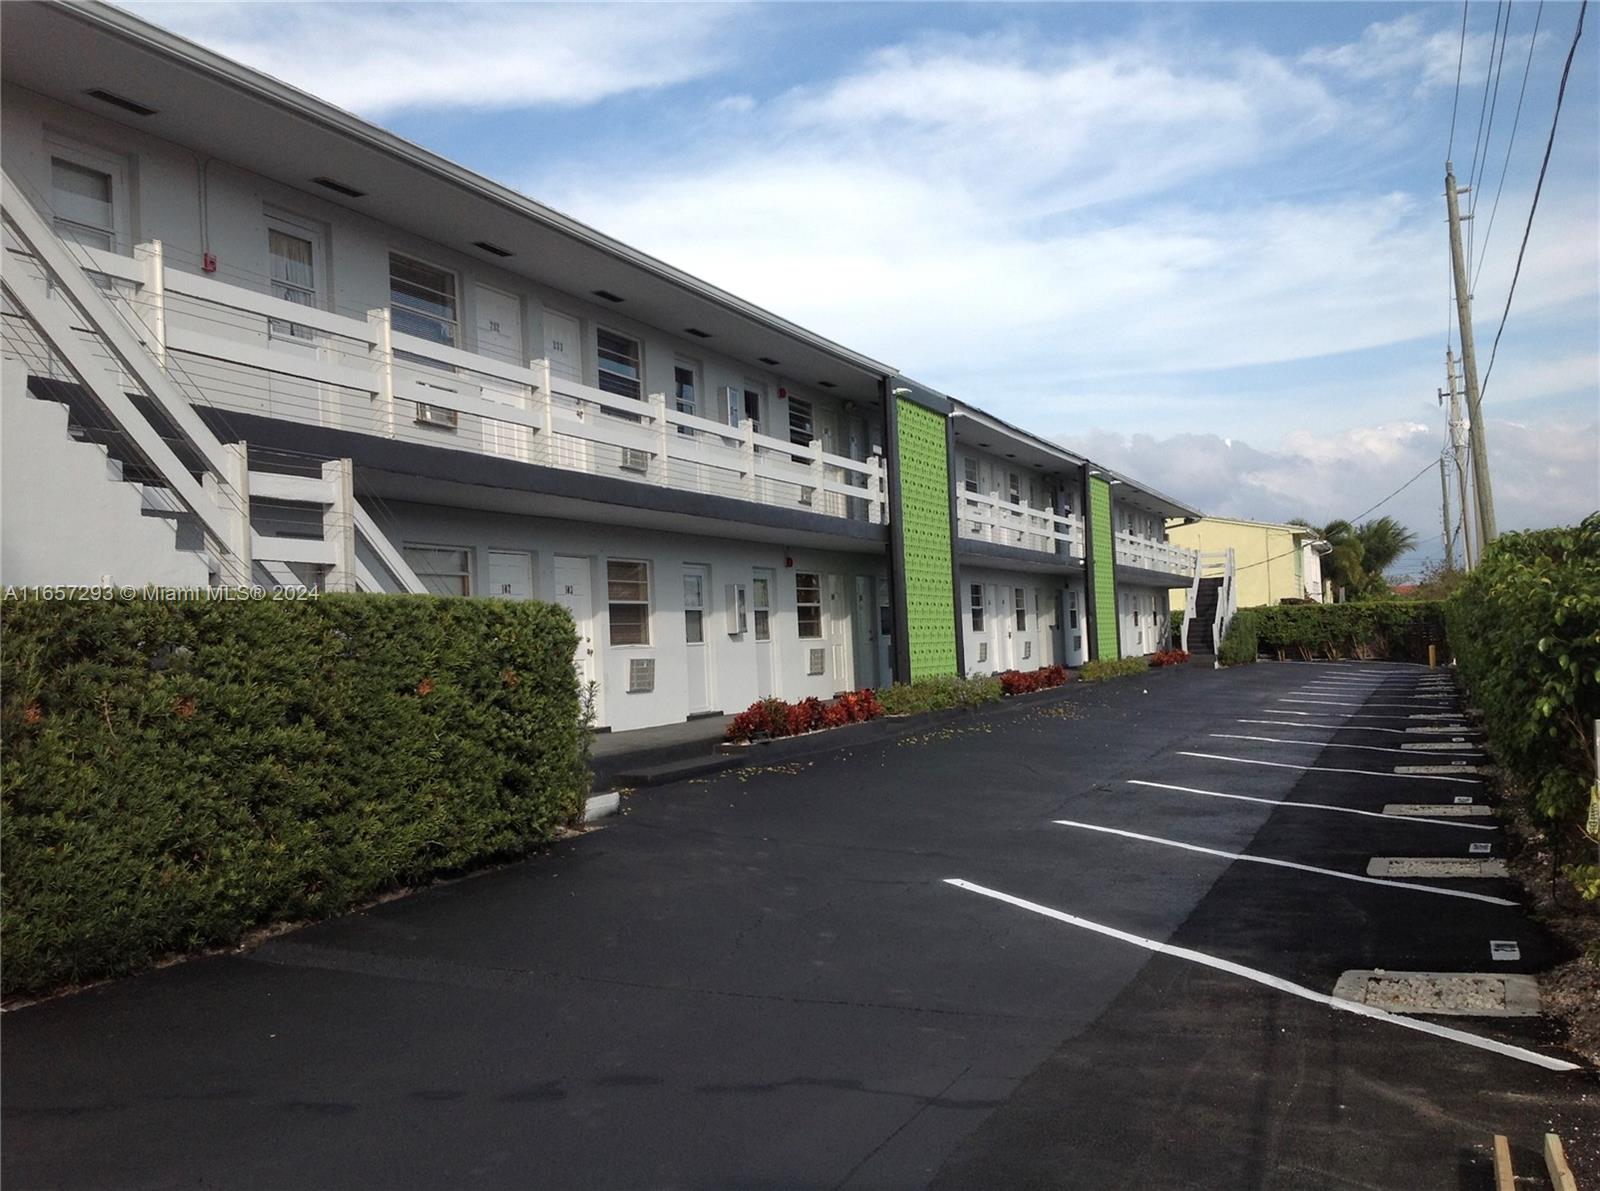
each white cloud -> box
[121,2,739,114]
[1299,12,1527,95]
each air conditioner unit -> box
[1023,640,1032,660]
[627,658,655,693]
[414,402,459,428]
[807,648,826,676]
[619,447,651,474]
[976,642,988,664]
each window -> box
[1015,587,1027,631]
[389,254,458,348]
[970,584,984,632]
[742,387,764,435]
[51,157,116,250]
[597,330,642,400]
[1008,472,1022,505]
[607,560,651,645]
[789,397,814,448]
[796,572,822,639]
[963,457,980,493]
[404,545,471,596]
[752,575,771,641]
[683,571,705,644]
[268,225,317,339]
[674,362,698,434]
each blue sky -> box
[129,1,1598,574]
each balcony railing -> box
[957,489,1084,558]
[1114,531,1198,576]
[30,239,887,526]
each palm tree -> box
[1290,518,1364,596]
[1354,516,1418,577]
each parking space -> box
[3,662,1593,1189]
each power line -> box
[1466,1,1511,267]
[1447,0,1472,160]
[1479,0,1587,400]
[1473,0,1545,291]
[1470,1,1514,208]
[1466,1,1507,199]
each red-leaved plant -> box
[997,665,1070,695]
[1150,649,1190,667]
[725,689,885,742]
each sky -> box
[127,1,1599,576]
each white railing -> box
[957,490,1084,557]
[1114,531,1199,576]
[1214,547,1237,660]
[37,236,887,526]
[1178,548,1236,666]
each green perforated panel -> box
[895,398,958,679]
[1089,476,1119,660]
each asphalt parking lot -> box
[4,662,1595,1189]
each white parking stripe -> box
[1280,699,1463,711]
[1177,751,1482,784]
[1266,710,1467,722]
[943,880,1576,1072]
[1049,818,1515,905]
[1124,780,1495,830]
[1210,733,1483,757]
[1238,719,1412,734]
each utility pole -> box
[1439,457,1455,571]
[1445,162,1498,547]
[1440,348,1475,569]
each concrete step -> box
[612,754,745,788]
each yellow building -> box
[1168,517,1326,611]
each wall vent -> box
[85,89,158,116]
[816,380,837,389]
[977,642,988,664]
[311,176,367,198]
[627,658,656,693]
[619,447,651,474]
[808,648,826,676]
[758,356,780,366]
[1023,641,1032,659]
[684,327,712,339]
[592,289,624,303]
[473,240,513,258]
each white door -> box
[683,564,712,714]
[477,285,530,461]
[553,555,597,711]
[827,574,853,691]
[752,568,776,698]
[1065,586,1086,666]
[543,311,589,471]
[487,550,533,600]
[816,409,841,516]
[989,584,1013,671]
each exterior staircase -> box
[2,167,426,594]
[1180,548,1236,668]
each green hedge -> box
[1,592,589,994]
[878,673,1002,715]
[1080,656,1150,682]
[1218,601,1447,665]
[1443,516,1599,841]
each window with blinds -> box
[389,254,458,347]
[268,226,316,339]
[597,330,642,400]
[51,157,115,250]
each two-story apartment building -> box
[0,1,1205,732]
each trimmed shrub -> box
[1,592,589,995]
[724,689,885,742]
[1443,517,1599,864]
[997,665,1070,695]
[1218,602,1446,665]
[877,673,1002,716]
[1080,656,1150,682]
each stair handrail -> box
[1180,550,1203,652]
[1212,547,1236,664]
